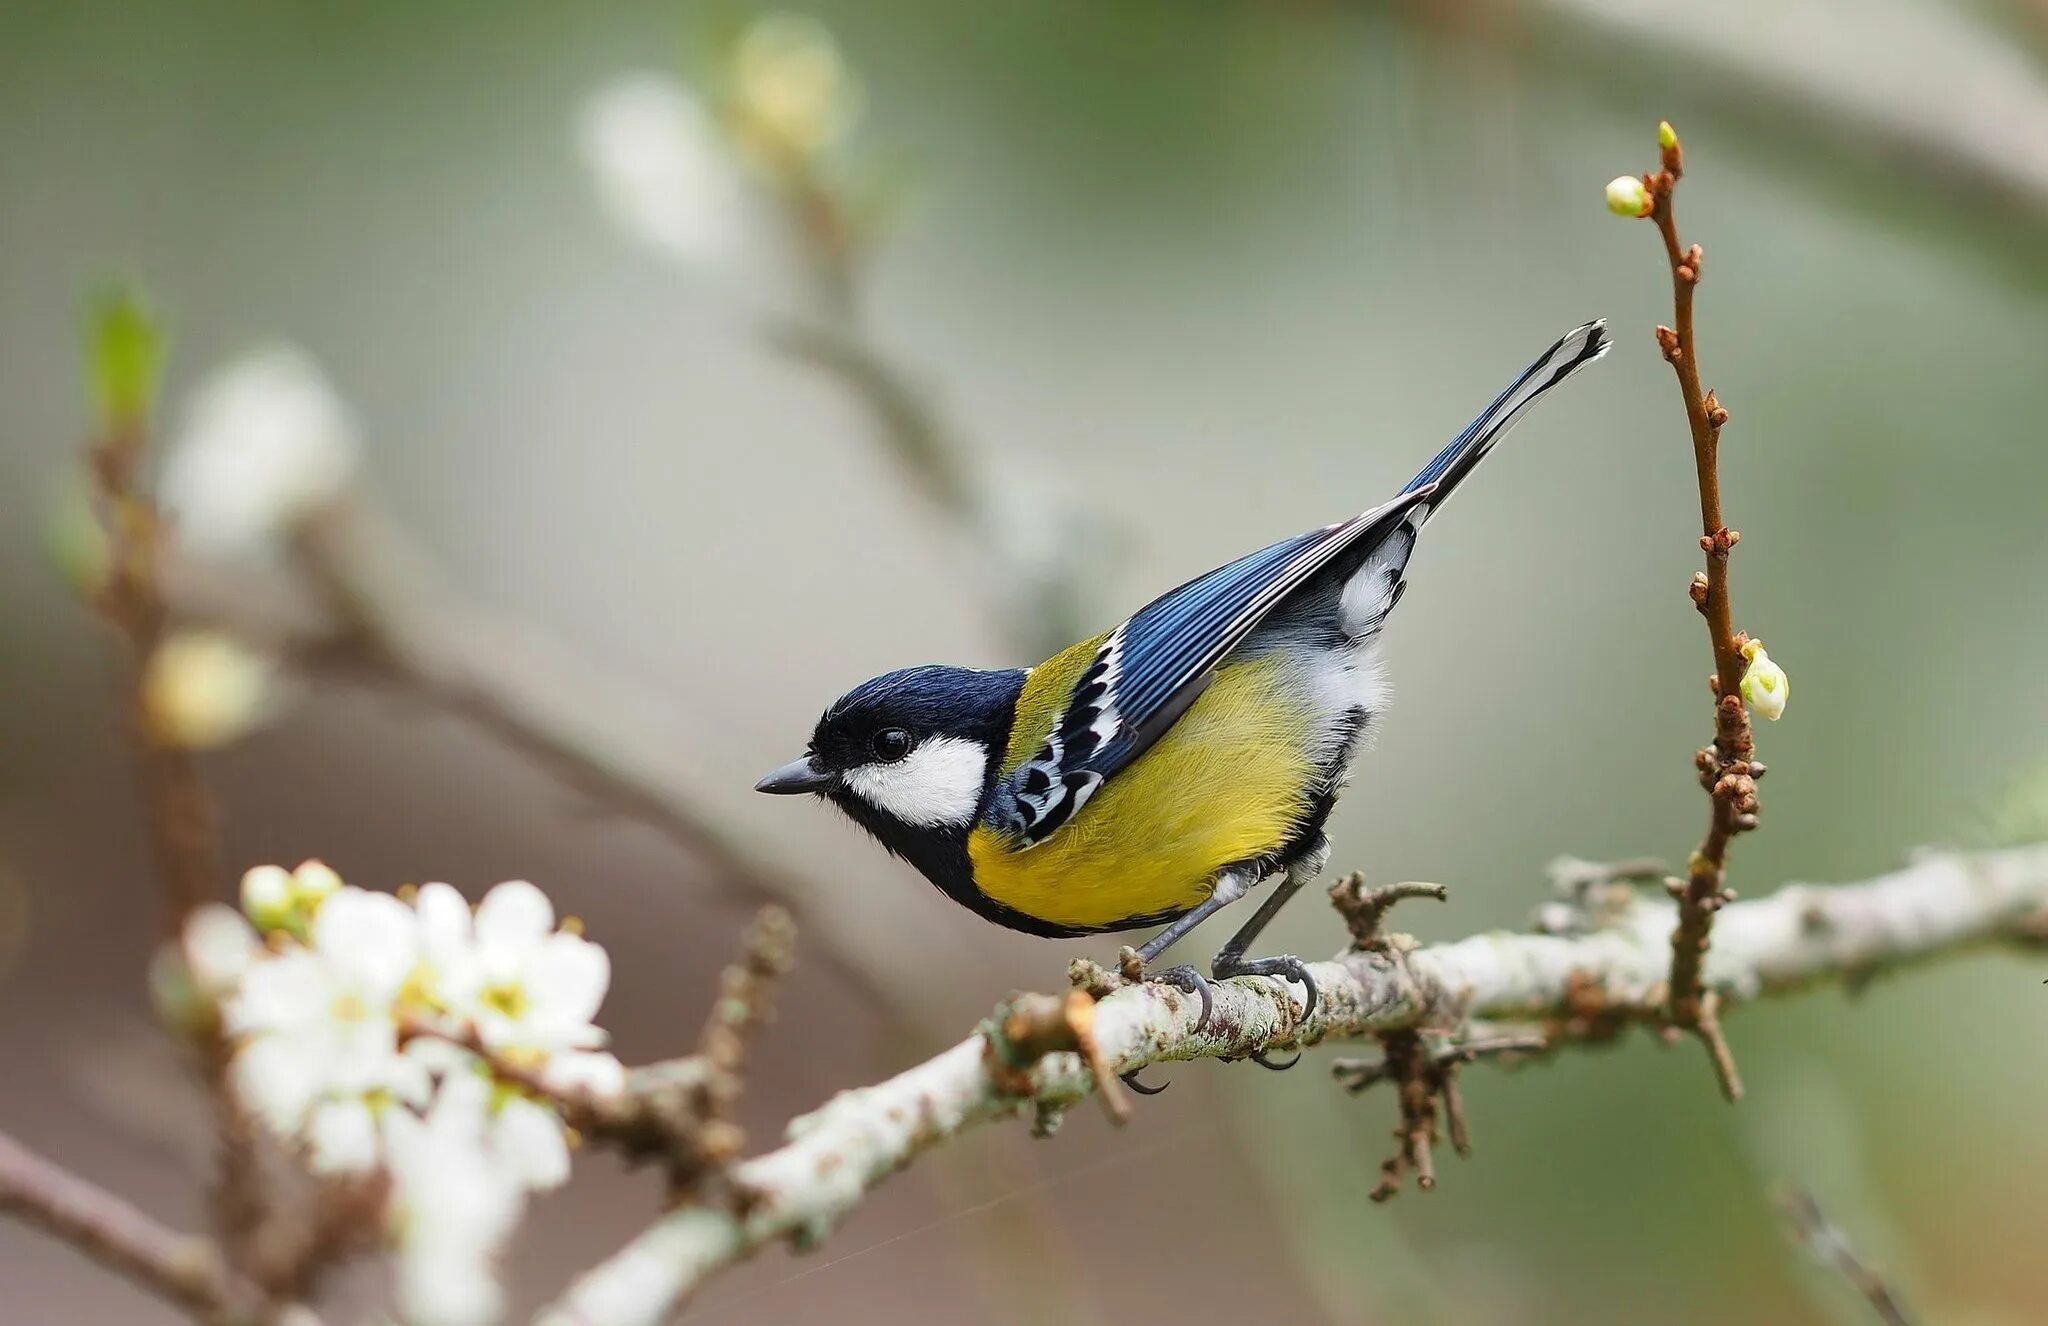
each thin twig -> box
[156,515,919,1029]
[536,843,2048,1326]
[1636,123,1757,1101]
[1776,1185,1917,1326]
[79,320,267,1272]
[0,1127,268,1324]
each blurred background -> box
[5,1,2048,1322]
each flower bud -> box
[241,860,342,935]
[1658,120,1678,150]
[729,14,864,166]
[1605,175,1651,217]
[140,631,276,749]
[1739,639,1789,721]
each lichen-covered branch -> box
[0,1128,268,1325]
[538,843,2048,1326]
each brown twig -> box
[1775,1185,1917,1326]
[1333,1033,1548,1201]
[0,1127,266,1324]
[985,989,1131,1126]
[78,298,267,1271]
[84,384,221,937]
[1634,122,1757,1101]
[156,513,913,1027]
[400,904,799,1191]
[1327,873,1448,951]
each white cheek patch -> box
[841,736,991,829]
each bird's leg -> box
[1115,868,1261,1092]
[1121,868,1257,1032]
[1211,848,1325,1056]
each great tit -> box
[758,321,1610,1041]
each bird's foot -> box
[1122,961,1215,1034]
[1211,952,1319,1024]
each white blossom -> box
[225,887,429,1164]
[160,344,360,557]
[151,902,262,1034]
[577,74,746,266]
[386,1072,524,1326]
[140,631,277,749]
[427,880,614,1064]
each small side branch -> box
[1633,123,1758,1100]
[1776,1185,1917,1326]
[0,1128,264,1324]
[537,843,2048,1326]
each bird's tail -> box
[1403,319,1610,506]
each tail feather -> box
[1404,319,1610,503]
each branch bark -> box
[0,1128,267,1324]
[538,842,2048,1326]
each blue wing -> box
[994,319,1611,846]
[998,489,1433,842]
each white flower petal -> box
[542,1051,626,1100]
[526,932,611,1026]
[493,1097,571,1192]
[396,1245,506,1326]
[472,881,553,948]
[231,1035,326,1133]
[226,951,332,1034]
[182,903,258,996]
[307,1098,381,1175]
[312,888,419,999]
[577,74,745,266]
[160,345,361,557]
[413,883,473,958]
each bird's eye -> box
[870,727,914,763]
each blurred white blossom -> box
[1740,638,1790,721]
[225,887,431,1170]
[577,73,747,266]
[140,630,278,749]
[417,880,614,1070]
[202,867,618,1203]
[729,14,864,166]
[160,345,360,556]
[386,1072,524,1326]
[152,902,262,1034]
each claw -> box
[1120,1069,1170,1096]
[1211,954,1317,1024]
[1250,1048,1300,1071]
[1141,964,1215,1033]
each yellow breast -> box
[966,649,1318,932]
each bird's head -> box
[755,665,1026,850]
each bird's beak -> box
[754,756,837,795]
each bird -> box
[756,320,1610,1072]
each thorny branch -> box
[538,843,2048,1326]
[1635,123,1758,1100]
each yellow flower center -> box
[481,981,529,1020]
